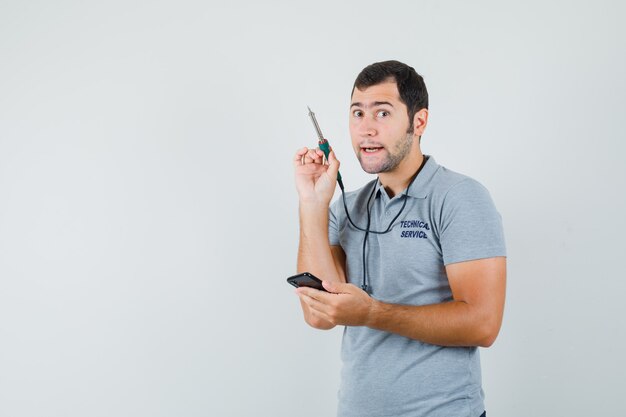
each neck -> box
[378,151,425,198]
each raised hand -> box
[293,146,340,207]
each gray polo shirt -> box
[328,155,506,417]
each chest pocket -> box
[368,210,449,304]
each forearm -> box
[296,203,343,329]
[367,299,499,347]
[296,204,342,282]
[292,147,344,330]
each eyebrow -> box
[350,101,395,109]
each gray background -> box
[1,1,624,416]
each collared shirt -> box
[328,155,506,417]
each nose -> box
[358,115,377,137]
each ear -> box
[412,108,429,137]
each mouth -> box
[361,146,384,154]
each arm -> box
[297,256,506,347]
[293,147,346,329]
[368,256,506,347]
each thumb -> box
[326,149,340,179]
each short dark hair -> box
[352,60,428,133]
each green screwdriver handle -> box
[318,139,344,189]
[308,106,344,190]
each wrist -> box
[298,199,330,213]
[365,298,383,328]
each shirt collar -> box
[374,155,439,199]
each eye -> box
[377,110,390,118]
[352,109,364,117]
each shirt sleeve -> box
[439,178,507,265]
[328,198,342,246]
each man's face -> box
[349,81,416,174]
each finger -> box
[322,280,351,294]
[301,296,333,323]
[293,147,310,167]
[296,286,323,300]
[326,150,341,179]
[308,307,333,323]
[298,292,332,316]
[298,161,329,177]
[304,148,323,164]
[299,286,335,304]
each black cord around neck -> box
[338,155,429,294]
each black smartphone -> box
[286,272,328,292]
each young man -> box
[292,60,506,417]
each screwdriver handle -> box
[308,107,344,190]
[318,139,343,188]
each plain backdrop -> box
[1,1,625,416]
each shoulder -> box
[424,162,502,232]
[428,165,493,205]
[426,163,506,263]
